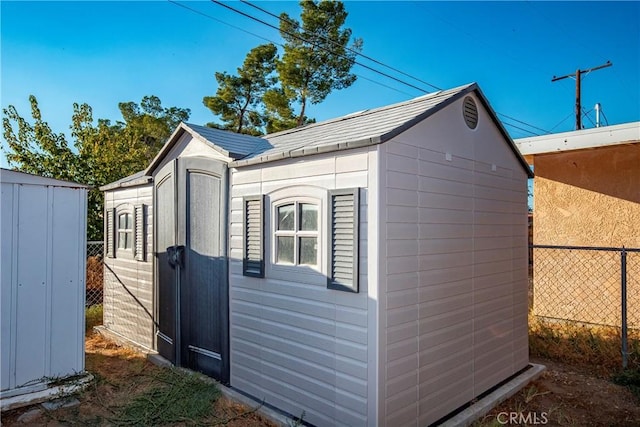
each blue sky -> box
[2,0,639,167]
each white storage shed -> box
[1,169,88,409]
[101,83,534,426]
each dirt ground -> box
[2,336,639,426]
[480,358,640,426]
[2,333,276,427]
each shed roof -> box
[99,170,152,191]
[144,122,264,175]
[103,82,533,190]
[1,168,89,189]
[233,83,532,177]
[515,121,640,156]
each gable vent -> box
[463,96,478,129]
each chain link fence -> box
[531,245,640,367]
[86,241,104,308]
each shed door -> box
[155,157,229,383]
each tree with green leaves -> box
[3,95,190,240]
[203,43,278,135]
[276,0,362,127]
[205,1,361,134]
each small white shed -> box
[101,83,534,426]
[1,169,89,409]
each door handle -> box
[167,245,185,269]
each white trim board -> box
[515,122,639,155]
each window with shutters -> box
[109,203,145,260]
[273,200,319,267]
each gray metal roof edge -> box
[1,168,91,189]
[376,83,478,144]
[144,122,189,176]
[143,122,238,177]
[472,86,535,178]
[99,175,152,191]
[229,137,381,168]
[229,84,476,168]
[183,123,232,158]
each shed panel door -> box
[15,185,48,387]
[155,161,177,364]
[1,184,13,391]
[178,157,228,381]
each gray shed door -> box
[154,157,229,383]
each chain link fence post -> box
[621,247,628,369]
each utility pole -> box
[552,61,612,130]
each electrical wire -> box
[501,121,541,136]
[581,108,596,127]
[168,0,273,45]
[240,0,442,91]
[497,112,551,134]
[168,0,413,97]
[210,0,433,94]
[170,0,551,136]
[550,111,575,131]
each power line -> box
[501,121,541,137]
[170,0,551,136]
[168,0,413,97]
[581,107,596,128]
[550,111,575,132]
[229,1,556,136]
[210,0,433,94]
[168,0,273,45]
[240,0,442,91]
[497,112,551,134]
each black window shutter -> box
[106,207,115,258]
[134,204,146,261]
[328,188,359,292]
[243,195,264,277]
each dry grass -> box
[528,315,640,376]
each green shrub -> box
[85,304,103,333]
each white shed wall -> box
[229,147,378,426]
[103,184,154,349]
[1,180,86,395]
[380,95,529,426]
[154,132,230,173]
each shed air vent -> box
[463,96,478,129]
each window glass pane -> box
[277,204,295,230]
[119,213,132,229]
[299,204,318,231]
[299,237,317,265]
[118,232,126,249]
[276,236,294,264]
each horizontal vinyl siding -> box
[229,149,373,426]
[103,185,154,350]
[382,98,529,426]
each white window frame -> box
[273,200,319,267]
[266,186,327,284]
[116,208,134,256]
